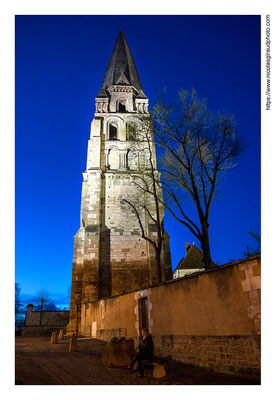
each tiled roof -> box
[175,244,205,270]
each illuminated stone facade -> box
[67,31,172,334]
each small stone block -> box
[254,318,261,334]
[69,336,77,352]
[239,260,256,271]
[102,340,134,367]
[244,268,254,279]
[249,290,260,307]
[241,279,252,292]
[250,276,261,290]
[58,330,64,340]
[247,305,260,319]
[51,331,58,344]
[153,363,166,378]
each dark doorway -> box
[138,297,149,336]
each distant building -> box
[173,243,205,279]
[22,304,69,336]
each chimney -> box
[25,304,34,327]
[185,243,191,255]
[27,304,34,312]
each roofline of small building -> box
[174,243,202,271]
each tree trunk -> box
[200,222,213,270]
[155,247,162,283]
[39,300,43,326]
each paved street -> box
[15,337,259,385]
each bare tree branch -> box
[151,89,243,269]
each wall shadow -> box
[99,225,112,298]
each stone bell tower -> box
[67,31,172,334]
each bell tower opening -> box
[109,124,118,140]
[118,101,127,113]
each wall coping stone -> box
[26,310,70,313]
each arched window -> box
[118,101,126,113]
[126,122,136,141]
[109,124,117,140]
[107,147,119,170]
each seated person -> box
[128,328,153,377]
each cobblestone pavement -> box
[15,337,259,385]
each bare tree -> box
[36,289,50,326]
[15,283,21,314]
[123,117,166,284]
[243,232,261,257]
[150,89,243,270]
[15,283,22,326]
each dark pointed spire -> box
[97,31,147,98]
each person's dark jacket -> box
[137,334,153,358]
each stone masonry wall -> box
[154,335,260,381]
[81,256,260,381]
[24,305,69,333]
[97,328,126,342]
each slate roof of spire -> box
[97,30,147,99]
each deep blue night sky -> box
[15,15,260,308]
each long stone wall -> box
[81,256,261,381]
[25,311,69,327]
